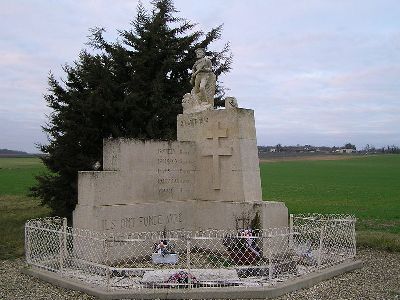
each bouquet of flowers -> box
[154,240,174,256]
[166,271,198,284]
[222,229,262,265]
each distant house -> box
[270,148,277,153]
[336,148,356,154]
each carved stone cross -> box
[202,122,232,190]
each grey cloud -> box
[1,0,400,152]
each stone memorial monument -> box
[25,48,360,300]
[73,49,288,234]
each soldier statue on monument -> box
[190,48,216,106]
[182,48,217,114]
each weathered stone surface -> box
[74,200,287,234]
[73,107,288,237]
[177,108,261,202]
[86,140,196,204]
[177,108,257,141]
[77,171,122,206]
[225,97,238,109]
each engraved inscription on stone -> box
[156,144,194,199]
[101,212,183,231]
[179,115,209,128]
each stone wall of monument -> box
[78,140,196,206]
[73,108,287,235]
[177,108,262,202]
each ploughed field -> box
[0,155,399,259]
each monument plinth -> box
[177,108,261,201]
[73,107,288,233]
[26,39,360,300]
[73,47,288,234]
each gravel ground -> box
[0,249,399,300]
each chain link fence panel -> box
[25,214,356,290]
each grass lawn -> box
[261,154,400,251]
[0,157,50,259]
[0,157,47,195]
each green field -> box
[0,155,399,259]
[261,154,400,251]
[0,157,47,195]
[261,155,400,233]
[0,157,50,259]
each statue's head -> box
[195,48,206,58]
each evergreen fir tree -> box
[30,0,232,219]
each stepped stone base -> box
[73,108,288,235]
[23,260,363,299]
[73,200,288,233]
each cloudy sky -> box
[1,0,399,153]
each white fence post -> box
[268,235,273,281]
[317,221,325,267]
[104,238,111,291]
[63,218,67,269]
[186,235,191,285]
[352,219,357,258]
[289,214,294,249]
[58,218,67,271]
[25,223,31,264]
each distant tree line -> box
[258,143,400,154]
[362,144,400,154]
[0,149,29,155]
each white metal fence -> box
[25,214,356,290]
